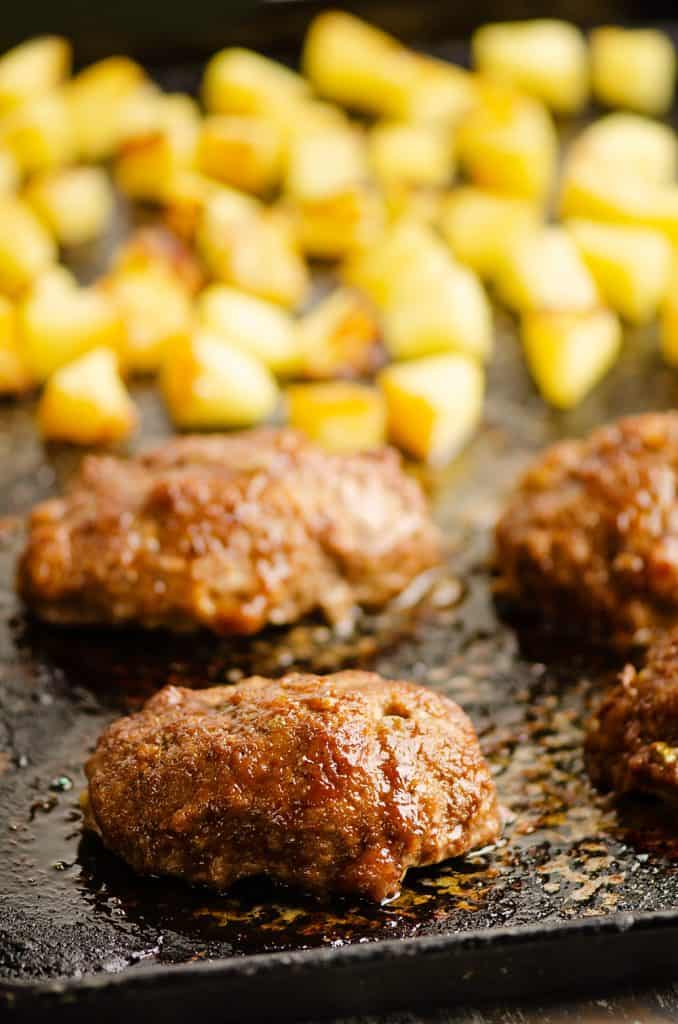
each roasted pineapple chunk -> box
[566,113,677,185]
[303,11,475,123]
[439,187,541,279]
[115,94,199,201]
[383,260,492,363]
[378,353,484,465]
[197,114,283,194]
[495,226,599,313]
[344,218,450,307]
[590,27,676,116]
[297,288,381,380]
[521,309,621,409]
[456,83,557,202]
[472,20,588,115]
[161,330,278,429]
[37,347,137,444]
[0,196,55,297]
[105,266,193,374]
[287,382,386,453]
[160,169,223,240]
[0,147,18,193]
[198,190,309,308]
[25,166,114,247]
[0,36,71,115]
[202,48,309,117]
[368,122,454,190]
[0,294,33,394]
[113,226,204,296]
[560,165,678,245]
[1,91,73,175]
[21,271,124,380]
[67,56,149,161]
[567,219,672,325]
[197,284,300,375]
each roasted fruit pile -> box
[1,14,678,459]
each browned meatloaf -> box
[587,630,678,801]
[18,428,441,635]
[495,412,678,646]
[83,671,501,901]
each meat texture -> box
[587,630,678,801]
[83,671,501,901]
[18,429,441,635]
[495,412,678,646]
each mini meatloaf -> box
[18,428,441,635]
[495,412,678,646]
[83,671,501,901]
[587,630,678,801]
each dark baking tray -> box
[4,4,678,1020]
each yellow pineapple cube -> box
[287,382,386,453]
[160,169,224,240]
[0,294,33,394]
[161,330,278,429]
[294,185,384,260]
[1,91,73,175]
[202,48,309,117]
[521,308,621,409]
[115,94,199,201]
[567,218,672,324]
[495,226,599,312]
[0,196,56,297]
[566,113,677,184]
[20,272,124,380]
[25,166,114,246]
[297,288,381,379]
[67,57,149,161]
[382,184,442,226]
[439,187,541,279]
[591,27,676,115]
[0,147,18,193]
[456,83,557,201]
[344,218,450,307]
[472,20,588,114]
[113,226,204,295]
[368,121,454,189]
[378,353,484,464]
[560,164,678,244]
[197,284,300,375]
[198,190,309,308]
[37,347,137,444]
[105,266,193,374]
[197,114,283,194]
[0,36,71,115]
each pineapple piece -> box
[560,164,678,245]
[384,260,492,363]
[566,113,677,185]
[456,83,557,202]
[293,185,384,260]
[521,308,621,409]
[0,196,56,297]
[67,57,149,161]
[661,263,678,367]
[197,284,300,375]
[590,27,676,116]
[344,218,450,307]
[105,266,193,374]
[287,382,386,453]
[0,36,71,115]
[439,187,541,279]
[303,11,475,123]
[495,226,599,313]
[368,121,454,190]
[161,169,224,240]
[378,353,484,464]
[1,91,73,175]
[115,94,200,201]
[0,147,18,193]
[198,190,309,308]
[202,48,309,117]
[20,271,124,380]
[161,330,278,429]
[567,219,672,325]
[286,127,368,200]
[115,82,166,147]
[197,114,283,194]
[383,184,442,226]
[472,20,588,115]
[37,347,137,444]
[297,288,381,380]
[0,294,33,394]
[113,226,204,295]
[25,166,114,246]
